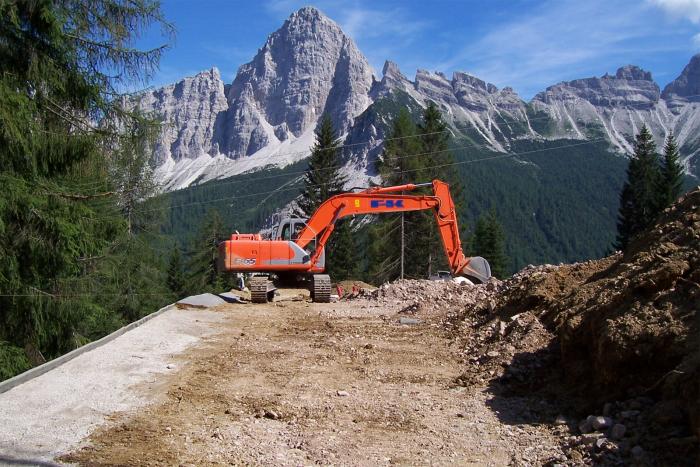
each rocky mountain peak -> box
[615,65,653,81]
[662,53,700,101]
[452,72,498,94]
[133,66,227,166]
[133,6,700,190]
[533,64,660,109]
[223,6,373,158]
[382,60,404,80]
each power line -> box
[133,137,608,215]
[143,111,569,186]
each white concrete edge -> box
[0,303,177,395]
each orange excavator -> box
[218,180,491,303]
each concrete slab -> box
[0,306,227,463]
[177,293,226,308]
[218,292,245,303]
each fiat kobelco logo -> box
[370,199,404,208]
[233,258,256,265]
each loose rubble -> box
[345,189,700,465]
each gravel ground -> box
[61,298,567,466]
[0,306,227,463]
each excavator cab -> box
[275,218,308,242]
[273,217,322,263]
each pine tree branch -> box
[45,190,116,200]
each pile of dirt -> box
[357,278,502,314]
[481,188,700,464]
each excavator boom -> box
[293,180,490,282]
[218,179,491,302]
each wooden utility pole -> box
[400,212,405,279]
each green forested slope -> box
[158,161,309,247]
[155,139,628,274]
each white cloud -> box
[336,6,429,42]
[434,0,688,98]
[264,0,302,16]
[649,0,700,23]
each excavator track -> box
[250,276,274,303]
[311,274,331,303]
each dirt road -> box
[63,296,566,466]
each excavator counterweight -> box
[218,180,491,302]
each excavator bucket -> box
[460,256,492,284]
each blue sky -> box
[141,0,700,99]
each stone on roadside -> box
[337,390,349,397]
[631,445,644,459]
[602,402,613,416]
[579,416,595,434]
[594,437,608,450]
[591,416,612,430]
[399,317,420,325]
[610,423,626,440]
[554,414,567,425]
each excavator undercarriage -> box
[248,274,331,304]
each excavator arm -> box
[295,180,491,283]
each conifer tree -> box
[368,108,422,282]
[327,222,358,281]
[298,114,357,280]
[298,115,347,216]
[616,125,662,250]
[417,101,461,275]
[0,0,172,379]
[187,209,231,293]
[472,210,508,279]
[658,131,684,208]
[167,246,187,299]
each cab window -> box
[280,223,291,241]
[292,222,306,240]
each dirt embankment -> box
[454,188,699,465]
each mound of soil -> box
[362,278,501,313]
[489,188,700,463]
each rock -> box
[594,437,608,450]
[129,68,228,168]
[631,445,644,459]
[579,416,596,434]
[453,276,474,286]
[166,363,176,370]
[610,423,626,440]
[399,317,421,325]
[554,414,568,425]
[591,416,612,430]
[580,432,603,444]
[602,402,613,417]
[337,390,349,397]
[264,410,280,420]
[486,351,500,358]
[649,400,685,426]
[663,54,700,101]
